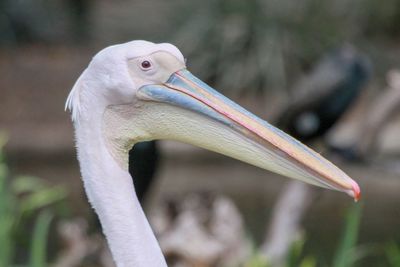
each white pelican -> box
[65,40,360,267]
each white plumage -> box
[66,40,360,267]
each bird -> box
[278,45,371,142]
[66,40,360,267]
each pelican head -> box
[66,40,360,200]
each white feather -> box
[65,69,87,122]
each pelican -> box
[65,40,360,267]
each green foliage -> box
[386,242,400,267]
[332,203,363,267]
[286,237,316,267]
[0,136,67,267]
[245,238,317,267]
[245,253,269,267]
[29,211,53,267]
[246,203,363,267]
[298,256,316,267]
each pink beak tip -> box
[350,180,361,202]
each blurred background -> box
[1,0,400,266]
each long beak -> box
[136,69,360,200]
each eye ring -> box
[140,60,152,70]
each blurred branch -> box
[260,181,315,266]
[352,70,400,157]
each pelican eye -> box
[140,60,152,69]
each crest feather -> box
[65,70,86,122]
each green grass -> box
[386,242,400,267]
[0,135,67,267]
[29,211,53,267]
[332,203,363,267]
[245,203,363,267]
